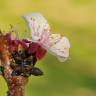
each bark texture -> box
[0,35,28,96]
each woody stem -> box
[6,76,28,96]
[0,36,28,96]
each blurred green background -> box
[0,0,96,96]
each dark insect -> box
[10,48,43,77]
[32,55,37,66]
[31,67,43,76]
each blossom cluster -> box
[0,31,46,77]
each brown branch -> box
[0,34,28,96]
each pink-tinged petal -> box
[36,45,47,60]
